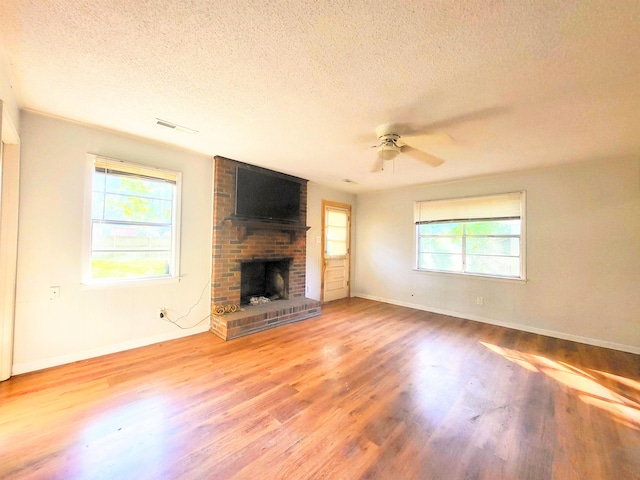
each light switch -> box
[49,286,60,300]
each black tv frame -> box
[234,166,304,224]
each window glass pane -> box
[92,192,105,220]
[326,210,347,227]
[419,253,463,272]
[92,223,172,251]
[419,236,462,254]
[419,222,464,235]
[105,174,174,200]
[466,237,520,257]
[466,219,520,235]
[103,194,173,224]
[466,255,520,277]
[326,226,347,242]
[91,251,172,279]
[327,240,347,256]
[94,172,106,193]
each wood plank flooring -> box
[1,297,639,479]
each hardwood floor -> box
[1,297,639,479]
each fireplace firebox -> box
[241,258,291,304]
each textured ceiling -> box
[1,0,639,192]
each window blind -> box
[93,156,177,183]
[414,192,522,224]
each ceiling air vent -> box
[155,118,198,134]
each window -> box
[324,207,349,257]
[86,155,181,282]
[415,192,525,279]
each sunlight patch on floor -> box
[480,341,640,431]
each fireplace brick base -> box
[210,297,321,340]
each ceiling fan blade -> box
[402,132,453,147]
[402,145,445,167]
[371,155,384,172]
[391,107,509,137]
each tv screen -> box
[235,167,301,223]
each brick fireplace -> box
[210,156,321,340]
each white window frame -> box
[414,192,526,280]
[82,154,182,285]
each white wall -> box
[13,112,213,373]
[306,183,356,301]
[354,157,640,353]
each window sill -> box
[412,269,527,284]
[80,275,182,290]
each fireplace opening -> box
[240,259,291,305]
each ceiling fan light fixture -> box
[378,144,401,161]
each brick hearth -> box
[210,298,321,340]
[210,156,321,340]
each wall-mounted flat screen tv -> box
[235,166,302,223]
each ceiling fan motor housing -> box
[378,133,400,143]
[377,133,402,161]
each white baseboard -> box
[11,323,211,375]
[353,293,640,355]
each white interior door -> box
[322,201,351,302]
[0,104,20,381]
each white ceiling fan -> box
[370,124,450,172]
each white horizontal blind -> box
[414,192,522,224]
[94,156,177,183]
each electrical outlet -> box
[158,307,165,318]
[476,296,484,305]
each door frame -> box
[0,102,20,381]
[321,200,352,303]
